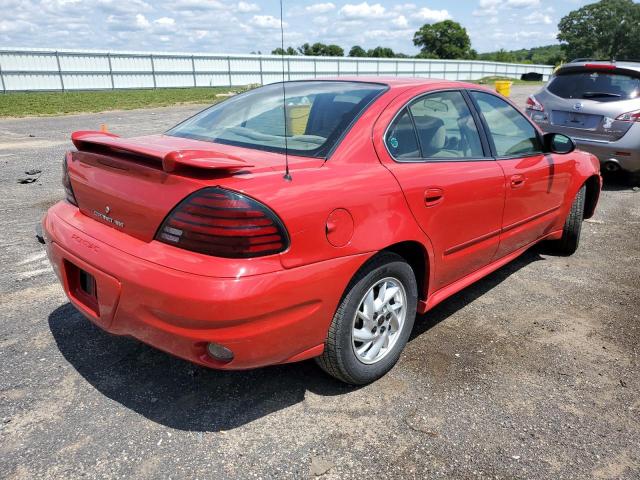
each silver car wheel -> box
[351,277,407,365]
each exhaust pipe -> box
[603,161,621,173]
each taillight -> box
[615,109,640,122]
[526,95,544,112]
[156,187,289,258]
[584,63,616,70]
[62,153,78,206]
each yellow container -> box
[495,80,513,97]
[286,104,311,136]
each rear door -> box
[374,89,505,291]
[469,90,572,258]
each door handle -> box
[510,174,526,189]
[424,188,444,207]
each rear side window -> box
[548,71,640,102]
[408,91,484,159]
[471,91,543,157]
[167,81,386,158]
[386,108,420,159]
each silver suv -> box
[526,60,640,179]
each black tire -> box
[553,185,586,256]
[316,252,418,385]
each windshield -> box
[548,71,640,102]
[167,81,387,158]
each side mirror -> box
[543,132,576,154]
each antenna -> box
[279,0,292,181]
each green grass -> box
[0,87,243,117]
[470,76,546,86]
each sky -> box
[0,0,596,55]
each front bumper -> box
[43,201,371,370]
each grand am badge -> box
[93,207,124,228]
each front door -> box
[374,89,506,291]
[469,91,572,258]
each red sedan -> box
[41,78,601,384]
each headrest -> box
[414,115,446,155]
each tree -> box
[477,45,565,66]
[297,42,344,56]
[367,46,396,58]
[413,20,472,59]
[558,0,640,61]
[271,47,298,55]
[325,44,345,57]
[349,45,367,57]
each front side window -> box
[471,91,543,157]
[408,91,484,159]
[167,81,386,158]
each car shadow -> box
[49,247,545,432]
[410,247,545,339]
[601,172,639,191]
[48,304,355,432]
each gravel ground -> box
[1,85,639,479]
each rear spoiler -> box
[557,63,640,79]
[71,131,254,173]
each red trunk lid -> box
[67,132,320,242]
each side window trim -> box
[466,88,545,160]
[384,88,495,163]
[405,107,425,158]
[460,89,493,158]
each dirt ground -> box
[1,85,639,479]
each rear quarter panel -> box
[214,85,435,281]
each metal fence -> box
[0,48,554,92]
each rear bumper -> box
[571,138,640,174]
[529,111,640,173]
[43,201,370,370]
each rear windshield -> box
[167,81,387,158]
[548,71,640,102]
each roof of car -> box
[298,76,482,91]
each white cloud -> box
[152,16,175,32]
[412,8,451,23]
[363,29,413,40]
[393,3,417,12]
[479,0,539,9]
[106,13,152,31]
[154,17,175,26]
[97,0,152,14]
[135,14,151,29]
[250,15,285,29]
[474,0,540,18]
[0,19,36,34]
[506,0,540,7]
[306,2,335,14]
[392,15,408,28]
[524,11,552,25]
[173,0,224,10]
[339,2,385,19]
[236,1,259,13]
